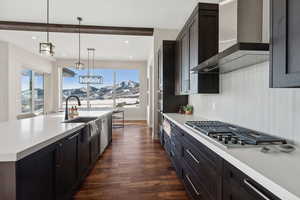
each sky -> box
[63,68,140,89]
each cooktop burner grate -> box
[185,121,286,148]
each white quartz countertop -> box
[0,110,113,162]
[163,113,300,200]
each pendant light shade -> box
[75,17,84,70]
[79,48,103,84]
[39,0,55,56]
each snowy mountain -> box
[62,80,140,100]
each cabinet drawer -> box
[170,152,182,178]
[164,134,171,157]
[181,139,220,200]
[183,131,221,170]
[223,161,280,200]
[170,135,182,158]
[182,162,212,200]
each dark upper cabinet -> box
[181,30,190,94]
[175,3,219,94]
[271,0,300,88]
[158,41,188,113]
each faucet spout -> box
[65,95,81,120]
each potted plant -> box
[184,105,193,115]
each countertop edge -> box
[162,113,300,200]
[0,111,113,162]
[15,125,85,162]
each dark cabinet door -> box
[56,132,79,200]
[90,134,100,164]
[78,128,90,179]
[107,114,112,144]
[175,40,182,96]
[16,144,57,200]
[189,14,199,94]
[181,30,190,94]
[223,161,280,200]
[271,0,300,87]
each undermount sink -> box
[63,117,98,124]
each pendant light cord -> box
[87,48,90,76]
[93,49,95,75]
[47,0,49,42]
[78,17,82,64]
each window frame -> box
[20,68,45,115]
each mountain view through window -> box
[62,68,140,108]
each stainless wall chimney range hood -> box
[192,0,269,74]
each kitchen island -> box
[0,110,113,200]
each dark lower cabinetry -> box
[90,134,100,164]
[16,143,57,200]
[6,116,113,200]
[223,161,280,200]
[77,126,91,180]
[162,119,281,200]
[56,131,80,200]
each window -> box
[115,69,140,108]
[21,69,45,114]
[62,68,140,109]
[34,72,45,112]
[21,70,32,113]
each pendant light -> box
[79,48,103,84]
[39,0,55,56]
[75,17,84,69]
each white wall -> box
[0,41,9,121]
[190,62,300,143]
[55,59,147,121]
[0,41,55,121]
[7,43,54,120]
[150,28,180,138]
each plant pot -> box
[185,110,193,115]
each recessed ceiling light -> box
[31,36,37,40]
[129,56,133,59]
[124,40,129,44]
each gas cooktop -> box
[185,121,286,148]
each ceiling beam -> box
[0,21,154,36]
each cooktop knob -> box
[224,138,228,144]
[218,135,223,141]
[232,139,238,144]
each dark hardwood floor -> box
[73,122,189,200]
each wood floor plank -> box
[73,123,189,200]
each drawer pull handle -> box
[68,133,80,140]
[243,179,270,200]
[186,149,200,164]
[186,174,200,196]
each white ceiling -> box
[0,30,153,61]
[0,0,222,61]
[0,0,218,29]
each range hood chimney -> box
[192,0,269,73]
